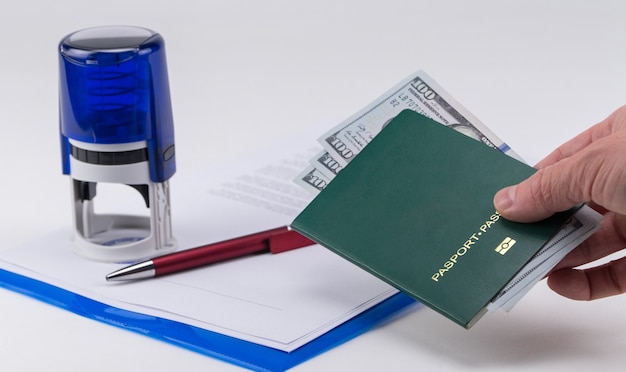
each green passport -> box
[292,110,575,328]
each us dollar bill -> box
[295,70,522,194]
[319,70,520,168]
[310,150,343,179]
[294,165,331,194]
[487,204,602,312]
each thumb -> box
[493,160,584,223]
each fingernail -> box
[494,186,516,212]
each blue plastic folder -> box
[0,268,415,371]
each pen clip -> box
[269,230,315,254]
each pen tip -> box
[105,260,156,281]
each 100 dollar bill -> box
[320,70,519,167]
[295,71,521,194]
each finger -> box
[495,131,626,222]
[535,122,606,169]
[547,255,626,300]
[536,105,626,169]
[551,213,626,271]
[535,127,595,169]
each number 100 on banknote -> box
[296,70,520,194]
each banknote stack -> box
[295,70,521,194]
[294,70,601,312]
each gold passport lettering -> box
[431,212,502,282]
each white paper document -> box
[0,125,398,352]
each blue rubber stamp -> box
[59,26,177,262]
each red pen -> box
[105,226,315,281]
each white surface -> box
[2,1,626,371]
[0,127,398,351]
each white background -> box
[2,1,626,371]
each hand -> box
[493,106,626,300]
